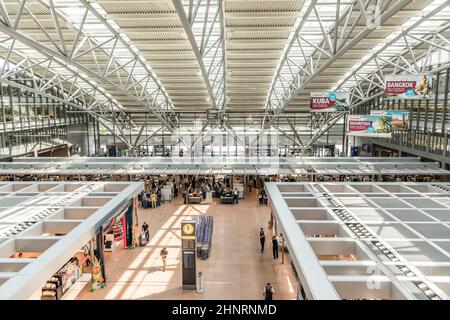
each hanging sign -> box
[310,92,350,112]
[384,74,433,99]
[347,115,392,138]
[370,110,410,130]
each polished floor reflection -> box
[77,190,297,300]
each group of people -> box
[139,191,158,209]
[138,181,165,209]
[259,228,284,259]
[178,175,213,204]
[141,222,169,272]
[258,229,285,300]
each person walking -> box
[142,222,149,242]
[233,188,239,204]
[160,247,168,272]
[263,283,275,301]
[259,228,266,252]
[272,235,279,259]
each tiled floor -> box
[76,190,298,300]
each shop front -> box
[39,197,139,300]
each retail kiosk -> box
[0,181,142,300]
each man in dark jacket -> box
[259,228,266,252]
[263,283,275,300]
[272,235,279,259]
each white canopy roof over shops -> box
[0,156,448,177]
[265,182,450,300]
[0,181,142,300]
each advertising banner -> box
[384,74,433,99]
[347,115,392,138]
[310,92,350,112]
[370,110,410,130]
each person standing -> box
[263,283,275,301]
[278,233,285,263]
[142,222,149,242]
[233,188,239,204]
[173,184,178,198]
[156,188,162,206]
[150,193,157,208]
[278,233,285,247]
[142,192,148,209]
[184,176,189,190]
[258,190,263,205]
[160,247,168,272]
[259,228,266,252]
[182,190,187,204]
[272,235,279,259]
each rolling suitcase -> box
[139,232,148,246]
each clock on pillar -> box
[181,220,196,290]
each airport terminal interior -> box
[0,0,450,301]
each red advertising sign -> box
[348,121,372,132]
[311,96,333,110]
[385,80,416,94]
[347,115,393,138]
[310,92,350,112]
[384,74,433,99]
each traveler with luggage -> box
[142,222,149,242]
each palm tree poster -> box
[370,110,409,130]
[347,115,393,138]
